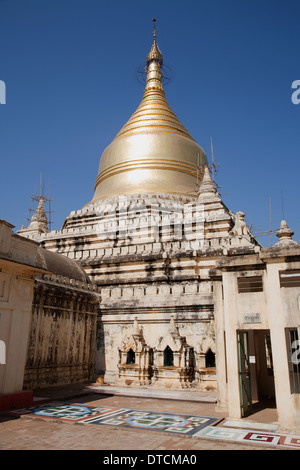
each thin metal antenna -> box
[189,152,203,195]
[281,191,285,220]
[252,196,280,244]
[210,137,223,192]
[270,196,272,247]
[48,179,54,229]
[197,153,201,189]
[211,137,216,184]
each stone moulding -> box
[35,273,101,294]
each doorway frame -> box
[237,328,276,418]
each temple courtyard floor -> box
[0,383,299,453]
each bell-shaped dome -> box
[92,21,207,202]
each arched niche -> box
[205,348,216,368]
[152,317,194,388]
[126,348,135,365]
[163,345,174,366]
[117,317,153,386]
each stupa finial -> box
[152,17,157,39]
[146,18,163,68]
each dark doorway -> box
[205,349,216,368]
[126,348,135,364]
[164,346,174,366]
[237,329,276,417]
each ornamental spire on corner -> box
[198,165,219,201]
[275,220,299,246]
[18,196,49,239]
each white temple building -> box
[4,20,299,433]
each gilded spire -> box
[146,18,163,67]
[112,17,196,141]
[91,20,208,202]
[145,18,164,92]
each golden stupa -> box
[92,20,207,202]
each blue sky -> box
[0,0,299,246]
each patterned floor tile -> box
[194,425,300,449]
[81,408,220,435]
[11,401,300,448]
[11,402,126,423]
[11,402,220,435]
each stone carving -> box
[117,318,153,386]
[275,220,299,246]
[152,317,194,388]
[229,211,249,237]
[194,320,216,391]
